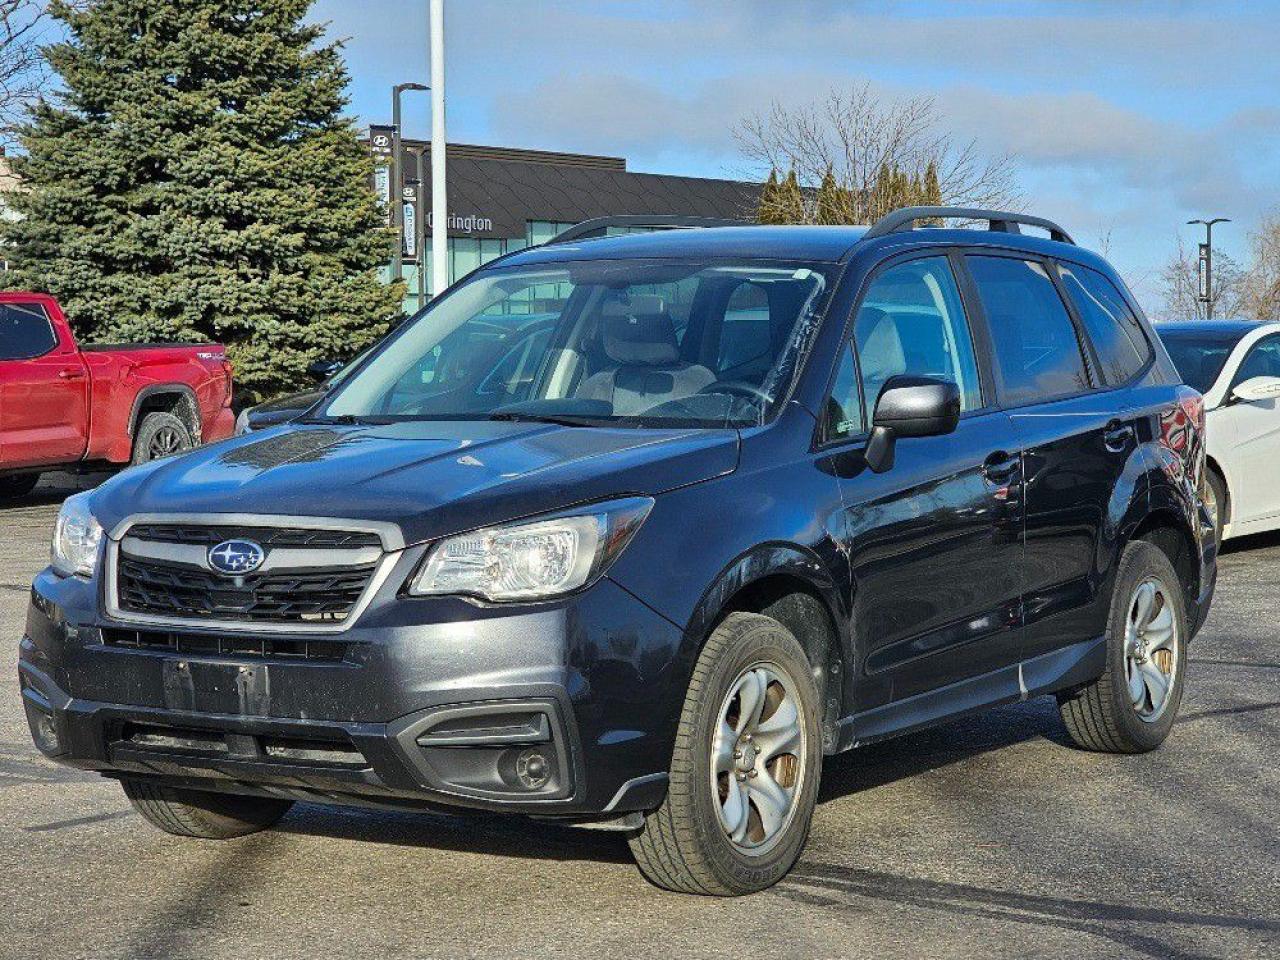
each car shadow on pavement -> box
[1219,528,1280,555]
[0,471,110,512]
[777,861,1280,960]
[273,804,634,865]
[817,695,1072,803]
[274,697,1075,865]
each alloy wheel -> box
[710,662,807,856]
[1123,577,1180,723]
[148,426,187,459]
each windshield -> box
[322,258,835,428]
[1157,329,1246,393]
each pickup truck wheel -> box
[121,778,293,839]
[0,474,39,499]
[132,411,193,464]
[1057,540,1187,753]
[629,612,822,895]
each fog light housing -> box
[515,747,552,790]
[22,697,63,756]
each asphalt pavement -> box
[2,472,1277,959]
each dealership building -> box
[371,138,760,313]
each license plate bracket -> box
[162,658,271,716]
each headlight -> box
[234,408,252,436]
[51,492,104,578]
[409,497,653,602]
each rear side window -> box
[966,256,1090,406]
[1058,264,1152,385]
[0,302,57,361]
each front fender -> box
[680,541,847,661]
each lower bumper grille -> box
[102,627,350,662]
[116,721,367,768]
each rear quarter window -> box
[1058,263,1152,385]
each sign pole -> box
[416,147,427,310]
[430,0,447,297]
[1188,217,1230,320]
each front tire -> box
[1057,540,1187,753]
[629,612,822,895]
[122,778,293,839]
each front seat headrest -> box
[857,307,906,381]
[601,296,679,366]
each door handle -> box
[57,368,86,380]
[982,451,1020,485]
[1103,421,1133,453]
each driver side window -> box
[854,257,982,417]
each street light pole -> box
[430,0,447,296]
[390,81,429,285]
[1187,217,1231,320]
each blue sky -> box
[313,0,1279,312]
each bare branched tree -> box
[1241,211,1280,323]
[1156,235,1246,321]
[736,83,1020,225]
[0,0,62,150]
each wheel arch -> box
[129,385,201,444]
[681,543,849,751]
[1128,506,1199,628]
[1204,454,1231,528]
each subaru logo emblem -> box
[207,539,266,575]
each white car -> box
[1156,319,1280,545]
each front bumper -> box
[19,566,683,819]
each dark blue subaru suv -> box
[23,207,1215,895]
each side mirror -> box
[1230,375,1280,404]
[865,375,961,473]
[306,359,343,383]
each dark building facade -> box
[373,139,760,311]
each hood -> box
[92,420,739,545]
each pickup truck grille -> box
[110,521,390,629]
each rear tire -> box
[1057,540,1187,753]
[0,474,39,499]
[629,612,822,895]
[1205,467,1227,550]
[131,411,194,465]
[122,778,293,839]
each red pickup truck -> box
[0,292,235,498]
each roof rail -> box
[863,206,1075,245]
[547,215,749,245]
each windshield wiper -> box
[487,411,598,428]
[297,414,394,426]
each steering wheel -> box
[699,380,773,405]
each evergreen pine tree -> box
[2,0,402,399]
[777,169,804,223]
[814,166,841,225]
[756,167,779,224]
[922,161,942,206]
